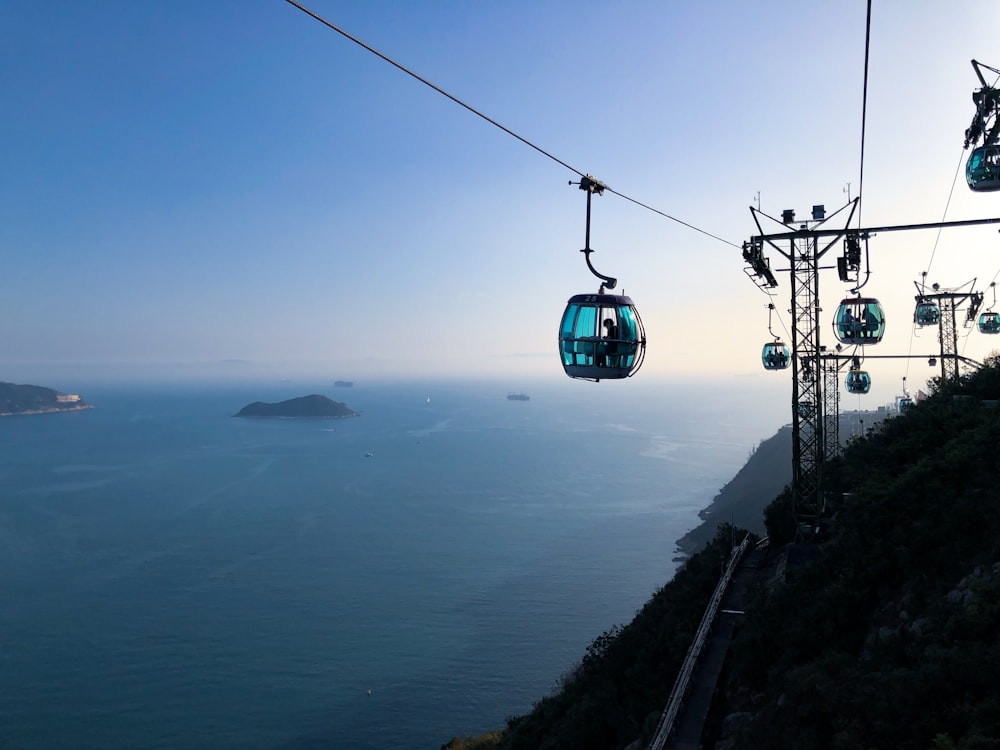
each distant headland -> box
[0,381,91,416]
[234,394,359,419]
[334,380,354,388]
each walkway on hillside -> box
[662,546,763,750]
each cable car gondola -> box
[964,60,1000,192]
[845,368,871,395]
[966,146,1000,192]
[898,397,914,413]
[558,175,647,382]
[559,294,646,380]
[914,300,940,326]
[761,340,790,371]
[759,304,789,371]
[979,311,1000,334]
[833,297,885,345]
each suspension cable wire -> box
[846,0,874,297]
[924,147,967,277]
[856,0,872,231]
[282,0,584,178]
[903,317,917,384]
[961,317,975,357]
[282,0,742,249]
[764,300,792,343]
[604,188,742,248]
[987,267,1000,293]
[906,149,964,380]
[766,294,792,342]
[776,307,792,343]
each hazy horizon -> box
[4,2,999,409]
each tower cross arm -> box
[751,216,1000,243]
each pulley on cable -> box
[558,176,646,382]
[963,60,1000,192]
[760,303,789,371]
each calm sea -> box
[0,377,785,749]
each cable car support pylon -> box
[744,202,861,535]
[913,277,984,382]
[743,206,1000,537]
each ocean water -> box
[0,378,785,749]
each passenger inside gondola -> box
[599,317,619,367]
[861,307,878,338]
[842,309,859,337]
[834,298,885,345]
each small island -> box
[0,381,91,416]
[234,394,359,419]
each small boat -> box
[506,393,530,401]
[364,452,374,458]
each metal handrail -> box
[646,534,752,750]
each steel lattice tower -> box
[915,287,983,381]
[822,356,842,461]
[940,297,960,381]
[789,235,824,528]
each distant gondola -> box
[845,368,871,395]
[979,311,1000,334]
[914,300,941,326]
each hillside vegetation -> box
[0,381,88,415]
[716,360,1000,749]
[445,358,1000,750]
[233,394,357,418]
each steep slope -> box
[710,365,1000,749]
[676,425,791,555]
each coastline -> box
[675,425,792,556]
[0,404,92,417]
[235,413,359,420]
[676,410,890,555]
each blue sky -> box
[2,1,999,402]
